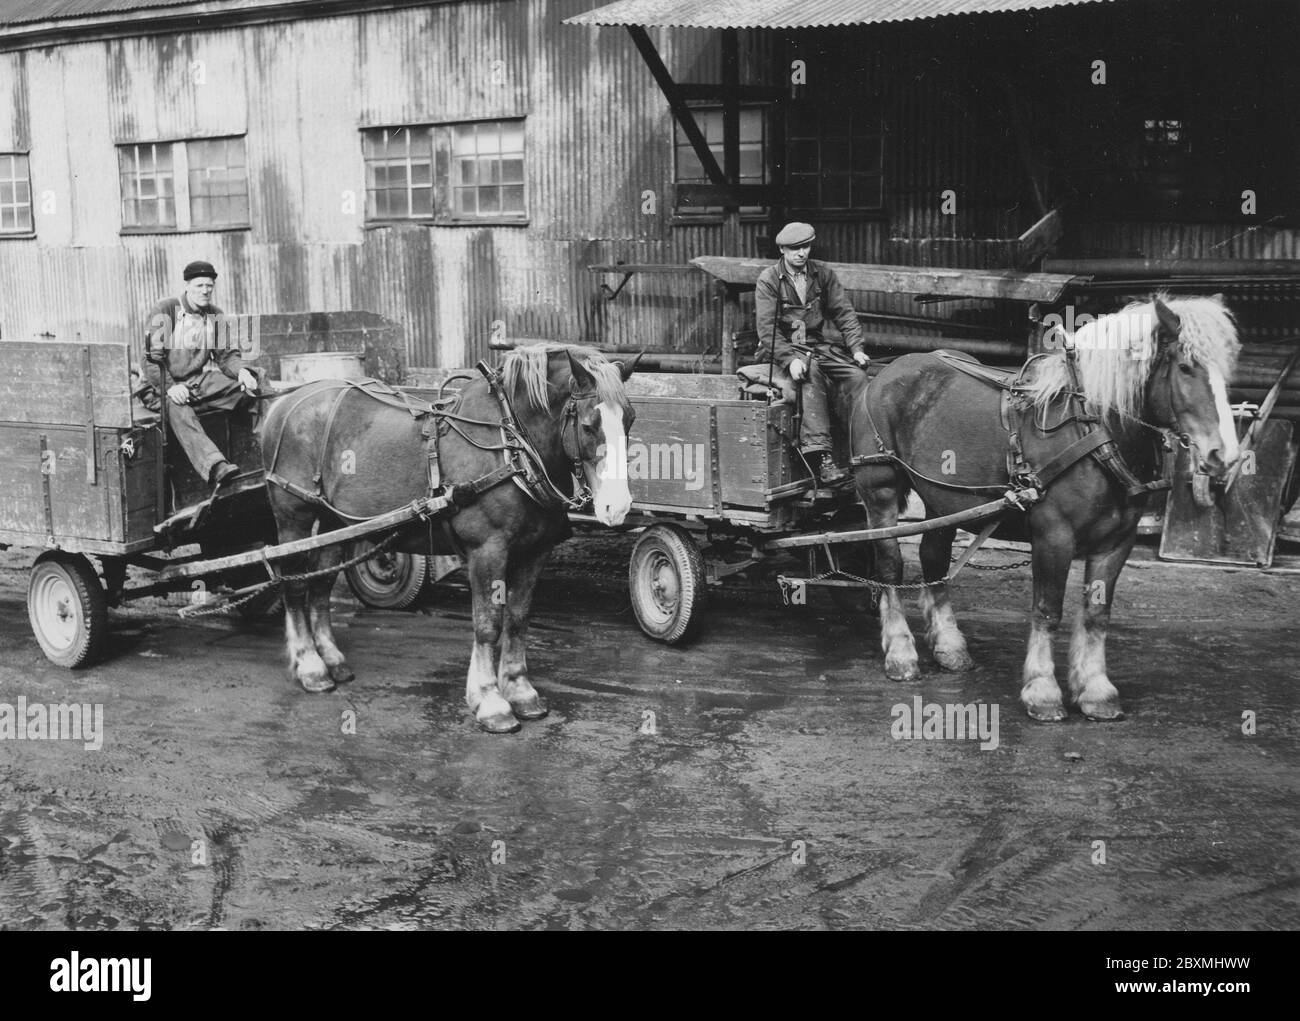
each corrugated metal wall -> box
[0,0,1295,365]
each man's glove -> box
[853,351,870,368]
[237,368,258,394]
[789,358,807,382]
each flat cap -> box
[775,222,815,247]
[183,260,218,281]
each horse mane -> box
[501,342,630,412]
[1024,294,1240,419]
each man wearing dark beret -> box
[754,223,869,485]
[135,260,258,486]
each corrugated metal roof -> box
[0,0,327,27]
[565,0,1117,29]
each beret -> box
[775,222,816,247]
[183,260,218,281]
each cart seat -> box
[737,362,797,405]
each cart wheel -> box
[629,524,704,644]
[27,553,109,669]
[344,541,430,610]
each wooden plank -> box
[155,494,453,582]
[1159,420,1295,567]
[1044,258,1300,276]
[626,401,717,512]
[587,264,696,274]
[1016,208,1063,267]
[691,256,1084,303]
[761,497,1012,550]
[0,342,132,428]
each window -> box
[673,106,768,215]
[119,136,248,232]
[363,119,527,224]
[1,154,34,234]
[364,127,433,219]
[451,121,525,218]
[787,102,883,213]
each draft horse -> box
[848,296,1240,720]
[259,344,636,733]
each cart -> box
[614,371,1025,643]
[0,340,452,667]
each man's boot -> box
[816,452,847,486]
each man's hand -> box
[853,351,870,368]
[789,358,807,382]
[237,368,258,394]
[167,383,190,406]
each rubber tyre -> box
[629,524,704,644]
[27,553,109,669]
[344,541,430,610]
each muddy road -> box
[0,536,1296,931]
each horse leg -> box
[1069,541,1133,721]
[282,552,334,693]
[498,545,552,721]
[860,469,919,682]
[918,527,973,671]
[307,541,353,685]
[464,543,518,734]
[1020,529,1072,721]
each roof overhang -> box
[564,0,1117,30]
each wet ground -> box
[0,534,1296,930]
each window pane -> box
[502,184,524,212]
[478,186,500,214]
[481,157,500,185]
[853,136,882,172]
[477,127,501,154]
[452,126,476,155]
[822,137,851,173]
[455,188,476,216]
[790,176,818,208]
[0,183,11,205]
[821,174,850,208]
[410,160,432,187]
[500,121,524,153]
[458,159,476,186]
[411,187,432,216]
[790,139,818,175]
[739,147,763,181]
[676,149,704,182]
[500,158,524,184]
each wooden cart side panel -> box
[0,423,153,548]
[0,342,133,429]
[626,398,718,512]
[715,403,800,509]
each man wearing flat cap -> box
[755,223,869,485]
[135,260,258,486]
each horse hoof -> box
[1025,702,1067,722]
[1081,701,1125,722]
[884,660,920,683]
[512,697,549,721]
[477,712,521,735]
[933,648,974,672]
[328,662,355,685]
[299,673,336,694]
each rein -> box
[262,365,598,523]
[855,346,1173,500]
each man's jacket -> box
[140,295,244,388]
[754,258,865,370]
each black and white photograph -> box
[0,0,1295,952]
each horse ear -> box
[567,350,598,394]
[1153,297,1181,339]
[615,351,644,381]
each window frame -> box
[0,152,35,237]
[118,135,250,235]
[671,103,771,222]
[362,118,529,227]
[785,100,885,219]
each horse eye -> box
[1177,362,1195,376]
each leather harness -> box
[854,345,1172,501]
[261,362,597,540]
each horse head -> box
[564,349,637,526]
[1143,296,1240,502]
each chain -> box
[177,531,404,618]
